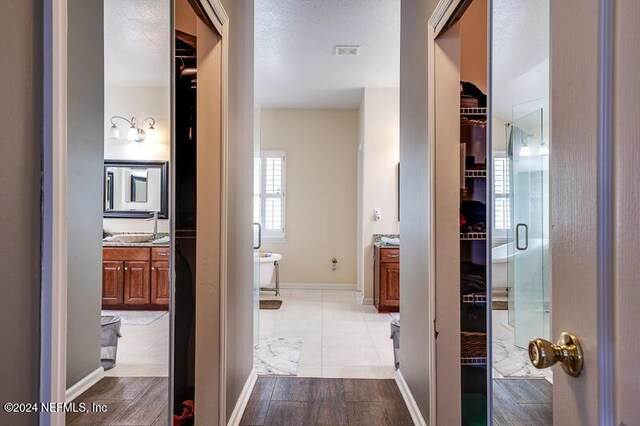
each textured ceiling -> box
[105,0,170,87]
[255,0,401,108]
[492,0,549,120]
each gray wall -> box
[220,0,255,420]
[399,0,438,419]
[0,1,42,424]
[66,0,104,387]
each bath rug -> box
[492,301,508,311]
[101,310,167,326]
[254,337,302,376]
[260,300,283,310]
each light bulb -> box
[520,145,531,157]
[109,124,120,140]
[539,144,549,155]
[147,124,158,142]
[126,125,139,141]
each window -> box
[493,154,511,233]
[256,150,286,242]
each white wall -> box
[66,0,104,389]
[103,86,171,233]
[261,108,359,285]
[460,0,488,93]
[358,88,400,301]
[220,0,255,420]
[399,0,439,420]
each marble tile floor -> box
[492,310,553,382]
[258,289,397,379]
[254,336,303,376]
[106,311,170,377]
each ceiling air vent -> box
[335,45,361,56]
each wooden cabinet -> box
[102,261,124,305]
[151,261,171,305]
[123,261,150,305]
[102,246,169,310]
[374,246,400,312]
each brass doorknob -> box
[528,332,583,377]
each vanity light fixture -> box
[539,143,549,156]
[109,116,157,143]
[519,136,531,157]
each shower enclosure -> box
[506,106,550,348]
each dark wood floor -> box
[492,378,552,425]
[66,377,169,425]
[240,377,414,426]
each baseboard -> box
[227,367,258,426]
[65,367,105,403]
[395,369,427,426]
[361,297,374,305]
[277,283,356,290]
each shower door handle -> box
[253,222,262,250]
[516,223,529,250]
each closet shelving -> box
[460,231,487,240]
[465,170,487,178]
[459,97,488,418]
[462,292,487,304]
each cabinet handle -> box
[152,267,155,271]
[124,267,128,271]
[156,252,169,256]
[117,266,121,270]
[387,254,400,258]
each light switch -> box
[374,208,382,221]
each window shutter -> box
[493,156,511,230]
[259,151,286,240]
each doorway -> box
[251,1,401,381]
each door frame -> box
[41,0,230,424]
[182,1,230,423]
[426,0,616,424]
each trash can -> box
[101,314,122,370]
[390,318,400,370]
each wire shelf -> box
[464,169,486,178]
[460,357,488,366]
[462,293,487,304]
[460,107,487,117]
[460,232,487,240]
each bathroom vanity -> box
[102,245,170,310]
[373,243,400,313]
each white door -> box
[508,0,640,424]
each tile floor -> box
[106,312,170,377]
[492,310,552,382]
[259,289,397,379]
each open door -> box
[430,0,640,424]
[173,0,228,423]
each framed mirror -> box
[103,160,169,218]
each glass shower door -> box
[507,108,550,348]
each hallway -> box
[240,377,413,425]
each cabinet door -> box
[102,261,124,305]
[381,262,400,307]
[151,261,170,306]
[123,261,150,305]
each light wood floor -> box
[493,378,552,425]
[66,377,168,425]
[240,377,414,426]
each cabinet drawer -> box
[151,247,170,260]
[379,248,400,263]
[103,247,150,261]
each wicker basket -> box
[461,332,487,358]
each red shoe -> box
[173,400,194,426]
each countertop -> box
[374,242,400,249]
[102,233,170,247]
[103,241,169,247]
